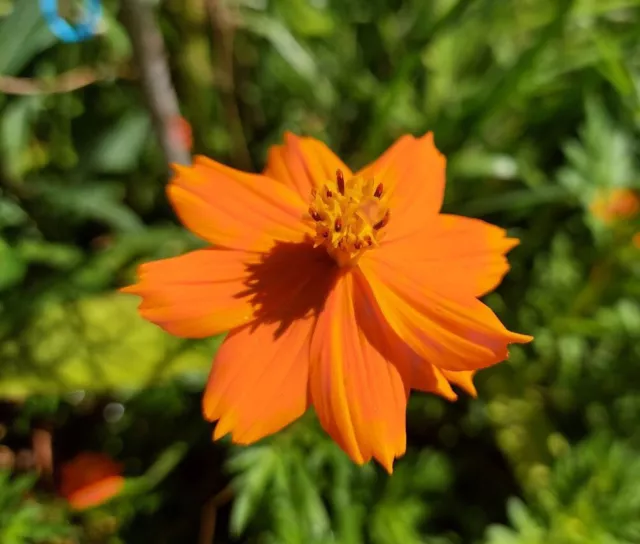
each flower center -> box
[307,169,390,267]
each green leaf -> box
[32,180,143,233]
[17,240,83,269]
[0,96,44,180]
[0,294,222,398]
[229,445,280,536]
[83,111,152,174]
[276,0,335,37]
[0,198,28,228]
[240,11,335,107]
[0,239,26,291]
[123,442,189,495]
[0,0,56,75]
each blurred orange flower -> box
[590,188,640,224]
[171,115,193,151]
[59,452,124,510]
[123,133,532,472]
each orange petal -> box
[350,271,458,402]
[378,214,520,297]
[65,476,125,510]
[264,133,353,200]
[309,271,408,473]
[356,133,446,242]
[440,370,478,397]
[359,256,532,373]
[168,156,311,252]
[203,318,313,444]
[121,249,258,338]
[356,135,414,181]
[59,452,124,510]
[199,243,339,443]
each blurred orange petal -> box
[121,249,259,338]
[310,272,408,473]
[264,132,352,200]
[59,453,124,511]
[171,115,193,151]
[590,188,640,224]
[168,156,311,252]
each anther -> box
[354,241,363,250]
[335,217,343,232]
[336,169,345,195]
[326,189,333,198]
[373,210,390,230]
[309,208,322,221]
[374,183,383,198]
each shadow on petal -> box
[236,241,339,338]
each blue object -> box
[40,0,102,43]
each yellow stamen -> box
[307,169,390,267]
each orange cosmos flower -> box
[59,452,124,510]
[122,132,533,472]
[590,188,640,224]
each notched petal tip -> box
[418,131,435,147]
[169,162,194,181]
[417,131,445,161]
[464,380,478,398]
[359,256,531,374]
[310,272,409,473]
[381,457,395,475]
[510,332,534,344]
[168,162,183,176]
[118,284,139,295]
[204,314,314,447]
[212,420,233,441]
[440,386,459,402]
[504,237,521,252]
[442,370,478,398]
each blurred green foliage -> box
[1,0,640,542]
[0,471,73,543]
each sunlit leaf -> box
[0,294,221,399]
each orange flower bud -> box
[59,452,124,510]
[590,188,640,224]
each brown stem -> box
[0,66,132,95]
[120,0,191,168]
[32,427,54,487]
[198,484,234,544]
